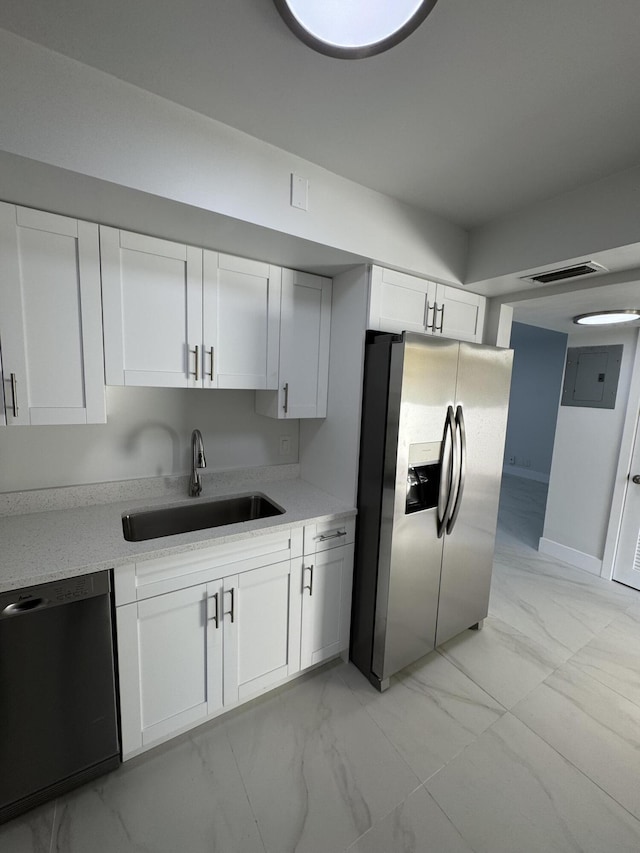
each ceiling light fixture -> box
[273,0,439,59]
[573,309,640,326]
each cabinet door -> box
[136,584,216,747]
[300,544,354,669]
[223,560,302,705]
[101,227,203,387]
[368,266,436,334]
[203,252,280,390]
[255,269,332,419]
[0,203,105,424]
[435,284,485,343]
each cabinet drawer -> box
[117,527,302,601]
[303,517,355,556]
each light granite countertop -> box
[0,466,356,593]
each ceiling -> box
[1,0,640,231]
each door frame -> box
[603,328,640,580]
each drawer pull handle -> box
[316,530,347,542]
[189,345,200,381]
[208,592,220,629]
[303,564,314,596]
[224,588,235,623]
[10,372,18,417]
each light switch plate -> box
[290,173,308,210]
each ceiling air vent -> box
[520,261,607,285]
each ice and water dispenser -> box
[405,441,442,514]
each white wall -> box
[503,322,567,481]
[467,165,640,285]
[0,29,467,285]
[0,387,298,492]
[542,327,639,568]
[299,267,369,505]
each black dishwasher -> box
[0,571,120,824]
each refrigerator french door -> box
[351,332,513,691]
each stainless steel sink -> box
[122,493,285,542]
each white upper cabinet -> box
[101,228,203,388]
[436,283,486,343]
[203,252,280,390]
[101,229,281,390]
[255,269,332,419]
[367,265,485,343]
[0,203,106,425]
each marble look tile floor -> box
[4,473,640,852]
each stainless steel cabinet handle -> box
[209,347,214,380]
[10,372,18,417]
[303,565,314,595]
[190,345,200,381]
[224,588,235,623]
[315,531,347,542]
[423,299,432,330]
[207,592,220,628]
[431,301,439,333]
[283,382,289,414]
[447,405,467,535]
[435,304,445,333]
[437,405,456,538]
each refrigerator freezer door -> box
[372,334,460,683]
[435,342,513,646]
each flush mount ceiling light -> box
[573,309,640,326]
[273,0,439,59]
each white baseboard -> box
[538,537,602,576]
[502,466,550,484]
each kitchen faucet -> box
[189,429,207,497]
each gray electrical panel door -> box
[561,345,622,409]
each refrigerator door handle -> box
[437,405,457,538]
[447,405,467,534]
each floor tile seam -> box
[482,608,591,669]
[342,782,426,853]
[508,706,640,828]
[416,780,483,853]
[332,666,424,791]
[219,722,269,853]
[48,800,57,853]
[433,648,511,712]
[549,653,640,715]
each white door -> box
[136,584,211,746]
[613,414,640,590]
[101,227,203,387]
[203,252,280,390]
[223,560,301,705]
[0,203,105,424]
[368,266,436,334]
[435,284,485,343]
[300,545,354,669]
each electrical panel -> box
[561,345,622,409]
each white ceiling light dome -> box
[273,0,439,58]
[573,309,640,326]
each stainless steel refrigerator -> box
[351,331,513,691]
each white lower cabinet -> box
[300,544,354,669]
[115,522,354,759]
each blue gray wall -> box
[504,322,567,481]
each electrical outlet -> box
[508,455,516,465]
[279,436,291,456]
